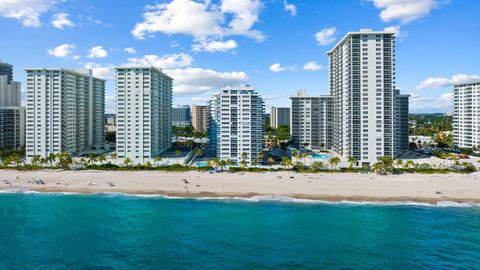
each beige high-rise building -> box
[192,105,209,132]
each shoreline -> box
[1,169,480,205]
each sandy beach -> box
[1,169,480,204]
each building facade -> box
[0,60,24,149]
[191,105,209,132]
[172,105,191,127]
[327,29,398,164]
[25,68,105,161]
[209,86,264,164]
[115,67,172,164]
[453,82,480,150]
[399,94,410,152]
[290,90,333,151]
[270,106,290,128]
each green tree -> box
[194,148,204,159]
[310,161,324,172]
[98,154,106,165]
[281,156,292,170]
[87,153,97,165]
[111,152,118,165]
[252,157,259,168]
[328,157,341,170]
[57,151,72,169]
[267,157,275,168]
[123,157,132,167]
[31,155,41,166]
[347,156,358,169]
[175,150,182,164]
[154,156,162,167]
[47,153,56,166]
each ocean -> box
[1,192,480,269]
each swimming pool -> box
[310,153,329,159]
[197,161,209,167]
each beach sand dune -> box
[1,170,480,204]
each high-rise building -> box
[453,82,480,150]
[270,106,290,128]
[327,29,398,164]
[172,105,191,127]
[209,86,264,164]
[290,90,333,150]
[0,60,13,84]
[0,61,24,149]
[115,66,172,164]
[191,105,209,132]
[25,68,105,161]
[399,94,410,152]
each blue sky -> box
[0,0,479,113]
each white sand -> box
[1,169,480,204]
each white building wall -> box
[453,82,480,150]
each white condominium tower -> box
[290,90,333,151]
[115,67,172,164]
[209,86,264,164]
[453,82,480,150]
[25,69,105,161]
[327,29,398,165]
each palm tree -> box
[207,158,218,170]
[281,156,291,170]
[98,154,106,165]
[111,152,118,165]
[40,157,47,167]
[371,161,383,175]
[328,157,340,170]
[267,157,275,168]
[47,153,56,167]
[10,154,22,168]
[239,159,248,172]
[347,156,358,169]
[403,160,414,169]
[87,153,97,165]
[215,159,228,173]
[79,157,87,167]
[31,155,41,166]
[310,161,324,172]
[145,161,152,168]
[57,151,72,169]
[123,157,132,167]
[258,152,265,163]
[194,148,204,159]
[252,157,259,169]
[154,156,162,167]
[291,149,298,162]
[395,159,404,169]
[175,150,182,164]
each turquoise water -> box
[311,153,329,159]
[1,193,480,269]
[196,161,208,167]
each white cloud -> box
[47,44,75,58]
[303,61,322,71]
[131,0,264,47]
[0,0,56,27]
[269,63,295,73]
[283,0,297,16]
[263,94,278,101]
[192,39,238,52]
[105,95,116,113]
[85,16,112,27]
[416,74,480,90]
[370,0,448,24]
[84,63,115,80]
[164,67,249,94]
[315,27,336,46]
[410,92,452,112]
[87,46,108,58]
[126,53,193,69]
[124,47,137,55]
[51,12,75,29]
[191,97,211,103]
[72,55,80,60]
[384,25,407,38]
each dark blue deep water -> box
[1,193,480,269]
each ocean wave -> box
[1,190,479,207]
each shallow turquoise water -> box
[311,153,329,159]
[1,193,480,269]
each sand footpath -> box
[1,169,480,204]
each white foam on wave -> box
[1,190,479,207]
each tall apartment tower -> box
[115,67,172,164]
[290,90,333,151]
[209,86,264,164]
[399,94,410,152]
[453,82,480,150]
[327,29,397,164]
[270,106,290,128]
[172,105,191,127]
[0,60,13,84]
[0,60,24,149]
[192,105,209,132]
[25,68,105,161]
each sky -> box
[0,0,479,113]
